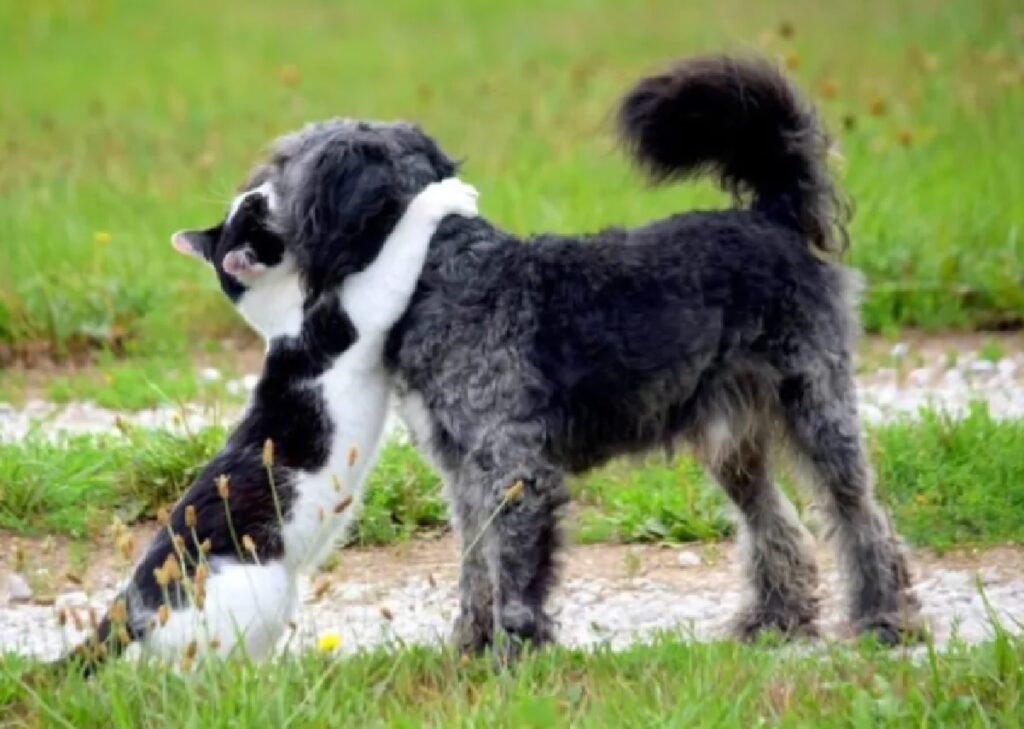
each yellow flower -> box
[317,631,341,653]
[94,230,111,245]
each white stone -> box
[889,342,909,359]
[54,591,91,609]
[907,368,932,387]
[199,367,222,382]
[6,573,33,603]
[970,360,996,374]
[676,550,702,567]
[942,369,966,388]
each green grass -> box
[4,631,1024,726]
[2,405,1022,552]
[1,0,1022,369]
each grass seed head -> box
[347,446,358,467]
[154,565,170,587]
[209,636,221,650]
[184,640,198,660]
[117,533,135,561]
[56,608,67,627]
[312,576,331,600]
[216,474,230,500]
[157,604,170,627]
[117,626,132,646]
[262,438,275,467]
[163,553,182,582]
[200,538,212,554]
[172,533,186,554]
[242,534,257,556]
[156,505,170,526]
[380,606,394,621]
[109,599,127,624]
[819,78,838,99]
[505,480,525,502]
[184,504,197,528]
[334,495,353,514]
[70,607,84,632]
[331,474,342,493]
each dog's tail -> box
[617,54,848,256]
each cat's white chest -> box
[280,338,392,570]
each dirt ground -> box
[3,531,1023,660]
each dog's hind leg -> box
[453,422,568,662]
[697,419,820,640]
[781,371,921,644]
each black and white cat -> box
[66,176,478,667]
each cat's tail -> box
[617,54,848,256]
[51,601,138,677]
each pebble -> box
[676,550,702,567]
[198,367,222,382]
[5,573,33,603]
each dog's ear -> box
[294,138,404,298]
[171,226,220,262]
[391,122,459,185]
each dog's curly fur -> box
[243,55,920,655]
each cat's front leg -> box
[341,178,478,333]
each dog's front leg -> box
[452,423,568,664]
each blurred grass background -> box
[1,0,1022,369]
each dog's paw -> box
[412,177,479,222]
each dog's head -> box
[172,119,457,336]
[246,119,456,297]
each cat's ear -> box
[171,226,220,262]
[222,246,267,278]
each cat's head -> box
[173,118,458,337]
[172,183,304,339]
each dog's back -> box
[393,56,855,471]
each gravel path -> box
[2,539,1022,660]
[1,342,1022,441]
[2,337,1022,660]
